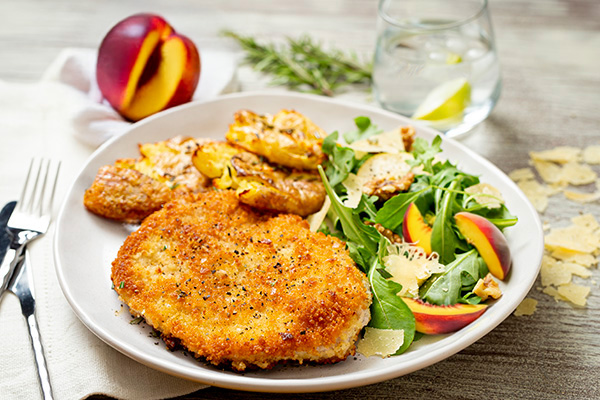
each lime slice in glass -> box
[412,77,471,121]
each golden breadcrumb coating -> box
[111,190,371,370]
[83,136,209,222]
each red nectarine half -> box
[402,202,433,254]
[96,13,201,121]
[402,297,487,335]
[454,211,512,280]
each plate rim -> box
[53,90,544,393]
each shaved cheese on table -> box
[529,147,581,164]
[582,145,600,164]
[509,167,536,182]
[514,298,538,316]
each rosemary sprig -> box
[222,30,372,96]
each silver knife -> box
[0,201,17,296]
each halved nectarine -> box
[96,13,200,121]
[402,297,487,334]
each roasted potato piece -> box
[191,140,243,179]
[225,109,326,170]
[134,135,210,191]
[192,141,326,216]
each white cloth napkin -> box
[0,47,238,400]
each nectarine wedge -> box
[402,297,487,334]
[402,202,432,254]
[454,211,511,280]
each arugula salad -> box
[317,117,518,355]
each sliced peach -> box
[454,211,512,280]
[96,13,200,121]
[402,297,487,335]
[402,202,432,254]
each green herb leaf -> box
[322,132,358,187]
[419,249,482,305]
[368,259,415,354]
[343,116,383,144]
[374,190,426,231]
[408,135,443,173]
[318,166,379,255]
[430,179,460,264]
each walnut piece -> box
[473,273,502,301]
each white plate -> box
[54,92,543,393]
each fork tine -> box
[36,160,50,217]
[47,161,61,216]
[25,159,43,214]
[18,159,35,212]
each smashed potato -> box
[226,109,326,170]
[192,141,326,216]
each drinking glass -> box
[372,0,501,138]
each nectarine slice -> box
[402,203,432,254]
[454,211,512,280]
[402,297,487,334]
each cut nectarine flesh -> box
[402,297,487,334]
[121,36,189,121]
[454,212,511,280]
[402,203,433,254]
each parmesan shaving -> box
[529,147,581,164]
[582,145,600,164]
[532,160,563,184]
[544,224,599,254]
[540,256,572,287]
[517,179,551,212]
[307,196,331,232]
[557,283,590,307]
[514,298,538,316]
[357,327,404,358]
[508,167,536,182]
[560,162,597,185]
[341,173,363,208]
[465,183,504,209]
[383,243,444,298]
[550,249,597,267]
[564,190,600,203]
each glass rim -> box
[378,0,489,31]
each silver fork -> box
[2,159,60,400]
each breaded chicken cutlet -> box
[111,190,371,371]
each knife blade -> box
[0,201,17,293]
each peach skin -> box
[454,211,512,280]
[402,202,433,254]
[402,297,487,334]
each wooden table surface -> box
[2,0,599,399]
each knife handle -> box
[0,247,18,298]
[26,311,55,400]
[15,251,54,400]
